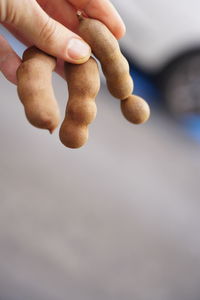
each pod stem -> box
[77,10,85,21]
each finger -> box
[68,0,126,39]
[3,23,32,47]
[2,0,91,64]
[38,0,79,32]
[1,26,72,83]
[3,0,79,44]
[55,58,65,79]
[0,34,21,84]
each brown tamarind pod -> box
[78,13,134,100]
[17,46,60,133]
[121,95,150,124]
[59,57,100,149]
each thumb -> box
[2,0,91,63]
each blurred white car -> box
[112,0,200,114]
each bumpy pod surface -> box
[78,15,134,100]
[121,95,150,124]
[59,57,100,149]
[17,46,60,132]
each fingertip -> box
[109,5,126,39]
[6,73,18,85]
[0,54,21,85]
[66,38,91,63]
[115,22,126,40]
[70,53,91,64]
[82,0,126,40]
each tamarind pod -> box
[121,95,150,124]
[101,52,134,99]
[78,15,134,100]
[59,57,100,149]
[17,46,60,133]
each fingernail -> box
[67,38,91,60]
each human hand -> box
[0,0,125,84]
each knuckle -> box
[0,0,19,24]
[39,17,57,48]
[0,0,6,22]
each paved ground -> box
[0,71,200,300]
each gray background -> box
[0,70,200,300]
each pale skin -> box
[0,0,126,84]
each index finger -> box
[68,0,126,39]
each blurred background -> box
[0,1,200,300]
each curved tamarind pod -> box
[78,14,134,100]
[121,95,150,124]
[17,46,60,133]
[59,57,100,149]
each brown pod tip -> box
[59,120,88,149]
[121,95,150,124]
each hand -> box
[0,0,125,84]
